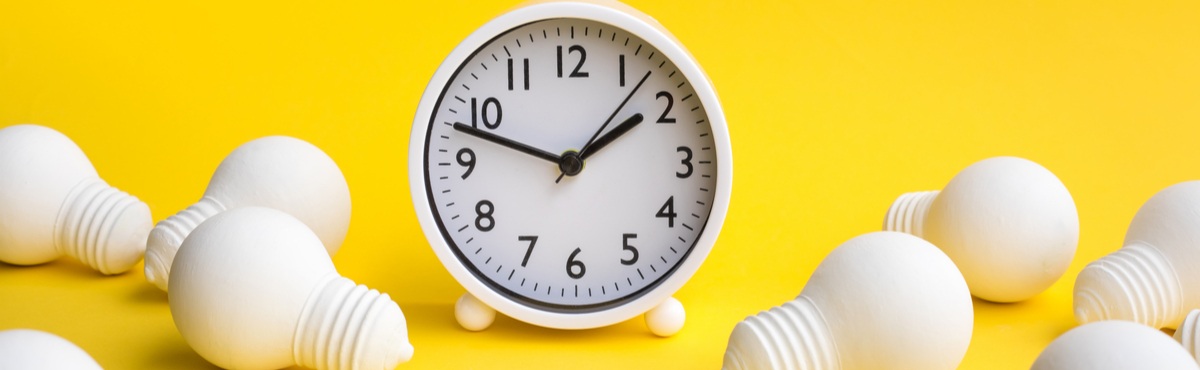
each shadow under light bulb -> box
[0,124,152,274]
[145,135,351,291]
[1075,181,1200,329]
[723,232,973,370]
[169,207,411,370]
[0,329,103,370]
[883,156,1078,303]
[1031,320,1198,370]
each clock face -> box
[420,17,720,313]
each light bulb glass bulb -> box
[0,329,103,370]
[883,156,1079,303]
[0,124,151,274]
[723,232,973,370]
[145,136,351,291]
[1031,320,1198,370]
[1175,309,1200,364]
[1074,181,1200,328]
[169,207,411,370]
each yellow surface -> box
[1,1,1199,368]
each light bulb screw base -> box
[294,275,413,370]
[145,196,225,290]
[723,296,839,370]
[54,178,151,274]
[884,191,939,237]
[1074,242,1182,328]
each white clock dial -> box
[412,1,732,331]
[421,17,718,312]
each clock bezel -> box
[409,0,732,330]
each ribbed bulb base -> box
[55,178,151,274]
[145,196,225,289]
[723,296,838,370]
[884,191,939,238]
[294,274,413,370]
[1074,242,1182,328]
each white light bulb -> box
[883,156,1078,302]
[1074,181,1200,328]
[1031,320,1198,370]
[1175,309,1200,364]
[722,232,973,370]
[169,207,411,370]
[0,329,102,370]
[0,124,151,274]
[145,136,350,291]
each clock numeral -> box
[621,233,639,265]
[471,97,503,129]
[618,54,625,87]
[518,235,538,267]
[657,196,677,228]
[676,146,693,179]
[655,91,677,124]
[475,200,495,232]
[507,58,530,91]
[456,148,476,179]
[557,45,589,78]
[566,248,586,279]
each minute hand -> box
[576,70,652,159]
[453,122,561,163]
[579,113,643,160]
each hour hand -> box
[453,123,561,163]
[579,113,643,160]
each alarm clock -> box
[409,0,731,336]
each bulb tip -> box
[393,341,414,365]
[87,194,152,275]
[722,322,758,370]
[382,295,414,366]
[1072,288,1105,324]
[143,249,170,292]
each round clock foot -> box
[645,297,685,337]
[455,293,496,331]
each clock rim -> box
[409,0,732,330]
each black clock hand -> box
[453,122,561,163]
[577,71,652,159]
[555,70,652,183]
[579,113,643,160]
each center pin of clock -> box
[558,150,584,177]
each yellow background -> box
[2,0,1199,368]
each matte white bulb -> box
[1075,181,1200,328]
[1175,309,1200,363]
[1031,320,1198,370]
[0,124,151,274]
[169,207,411,370]
[722,232,973,370]
[883,156,1079,302]
[0,329,102,369]
[145,136,351,291]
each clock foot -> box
[645,296,686,337]
[455,293,496,331]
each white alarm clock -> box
[409,0,731,336]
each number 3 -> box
[676,146,693,178]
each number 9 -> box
[457,148,476,179]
